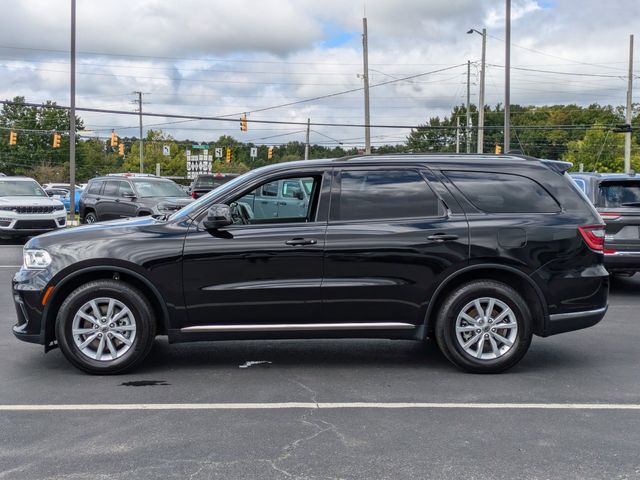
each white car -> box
[0,177,67,239]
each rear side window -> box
[598,181,640,207]
[87,181,103,195]
[446,171,560,213]
[333,170,441,221]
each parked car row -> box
[0,177,67,239]
[570,172,640,276]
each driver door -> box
[182,170,329,328]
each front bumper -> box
[0,213,66,237]
[604,251,640,272]
[12,268,52,346]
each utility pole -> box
[504,0,511,153]
[304,118,310,160]
[456,116,460,154]
[478,28,486,153]
[362,17,371,155]
[625,34,634,174]
[134,91,144,173]
[69,0,76,222]
[466,60,471,153]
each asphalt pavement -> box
[0,240,639,479]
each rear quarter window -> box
[87,181,103,195]
[445,171,561,213]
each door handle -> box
[278,201,287,206]
[285,238,317,246]
[115,199,121,203]
[427,233,459,242]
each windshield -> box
[598,181,640,208]
[0,180,47,197]
[133,180,188,198]
[170,170,259,221]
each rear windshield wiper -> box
[621,202,640,207]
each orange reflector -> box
[41,286,54,306]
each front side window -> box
[233,176,318,225]
[446,171,561,213]
[102,181,119,197]
[118,181,134,198]
[332,170,441,221]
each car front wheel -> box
[435,280,533,374]
[56,280,156,374]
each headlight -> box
[55,204,66,211]
[23,249,52,270]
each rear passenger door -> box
[322,167,469,327]
[95,180,120,220]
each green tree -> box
[564,126,640,173]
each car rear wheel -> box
[56,280,156,374]
[435,280,533,374]
[84,211,98,223]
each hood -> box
[155,197,193,211]
[0,196,64,207]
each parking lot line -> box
[1,402,639,412]
[0,265,21,268]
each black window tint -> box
[261,181,278,197]
[598,181,640,207]
[102,181,119,197]
[446,171,560,213]
[335,170,440,221]
[118,181,134,198]
[88,181,103,194]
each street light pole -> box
[478,29,486,153]
[467,28,487,153]
[69,0,76,222]
[504,0,511,153]
[624,34,634,174]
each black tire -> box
[435,280,533,374]
[56,280,156,374]
[84,211,98,223]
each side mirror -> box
[295,190,304,200]
[203,204,232,230]
[123,192,137,200]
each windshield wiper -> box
[621,202,640,207]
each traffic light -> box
[110,130,118,147]
[240,113,248,132]
[52,133,61,148]
[8,130,17,145]
[495,144,502,154]
[225,147,231,163]
[267,146,273,160]
[118,143,125,156]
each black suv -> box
[571,173,640,276]
[13,154,608,374]
[79,175,192,223]
[190,173,240,199]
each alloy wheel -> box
[454,297,518,360]
[71,297,137,361]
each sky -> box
[0,0,638,148]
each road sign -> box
[215,147,222,158]
[191,144,207,149]
[250,147,257,158]
[162,145,170,156]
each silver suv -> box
[0,177,67,239]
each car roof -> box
[0,176,39,182]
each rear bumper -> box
[604,251,640,272]
[546,306,608,336]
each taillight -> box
[599,212,621,221]
[578,225,611,253]
[192,191,197,199]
